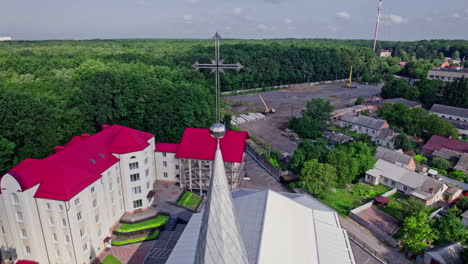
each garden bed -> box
[116,215,169,233]
[101,254,123,264]
[111,229,160,246]
[318,183,390,215]
[177,191,202,210]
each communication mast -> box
[372,0,383,53]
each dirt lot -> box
[224,82,382,155]
[356,206,400,236]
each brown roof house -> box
[340,114,398,148]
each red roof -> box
[16,260,39,264]
[423,135,468,154]
[175,128,248,163]
[8,125,154,201]
[156,143,179,153]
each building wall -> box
[427,70,468,82]
[462,217,468,226]
[406,159,417,171]
[340,121,379,140]
[154,152,179,183]
[431,111,468,123]
[364,174,413,194]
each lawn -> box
[101,255,123,264]
[112,229,160,246]
[318,183,390,215]
[177,191,202,210]
[117,215,169,233]
[377,192,438,222]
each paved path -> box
[350,240,385,264]
[339,216,412,264]
[239,154,290,192]
[143,224,187,264]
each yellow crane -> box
[344,66,353,88]
[259,95,276,114]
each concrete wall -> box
[432,111,468,123]
[154,151,179,183]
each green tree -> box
[290,98,333,139]
[302,98,334,121]
[433,210,467,244]
[432,157,451,171]
[402,211,435,254]
[457,196,468,212]
[449,170,467,182]
[326,149,359,187]
[289,140,329,173]
[355,97,365,105]
[440,77,468,108]
[452,50,460,60]
[415,79,443,108]
[299,159,337,198]
[394,134,414,151]
[413,154,428,165]
[0,136,15,175]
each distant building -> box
[322,131,353,145]
[454,153,468,173]
[0,37,12,41]
[424,242,464,264]
[379,50,392,57]
[397,61,408,67]
[430,104,468,129]
[422,135,468,156]
[365,160,451,205]
[375,147,416,171]
[427,68,468,82]
[331,105,372,123]
[367,97,422,112]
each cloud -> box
[185,0,199,4]
[382,14,408,24]
[183,15,193,24]
[452,13,461,18]
[257,24,268,31]
[327,25,338,32]
[232,7,242,16]
[283,18,292,24]
[336,11,351,20]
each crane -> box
[259,95,276,114]
[344,66,354,88]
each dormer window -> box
[89,159,96,164]
[98,153,105,158]
[130,156,136,159]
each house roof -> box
[367,159,443,190]
[155,143,179,153]
[430,104,468,119]
[383,98,422,108]
[454,153,468,173]
[16,260,39,264]
[461,210,468,219]
[167,189,355,264]
[376,128,398,141]
[375,147,413,167]
[6,125,154,201]
[426,243,464,264]
[322,131,353,144]
[423,136,468,153]
[432,148,462,161]
[340,113,387,130]
[175,128,248,163]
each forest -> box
[0,38,467,174]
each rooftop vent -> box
[89,159,96,164]
[98,153,105,158]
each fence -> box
[346,232,389,264]
[349,188,400,247]
[245,144,283,180]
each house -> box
[365,159,448,205]
[0,125,248,264]
[432,148,462,165]
[375,147,416,171]
[322,131,353,145]
[422,135,468,156]
[375,128,399,149]
[439,61,451,68]
[427,68,468,82]
[430,104,468,129]
[0,37,12,41]
[398,61,407,67]
[454,153,468,173]
[462,210,468,226]
[331,105,372,123]
[379,50,392,57]
[424,242,464,264]
[366,97,422,112]
[339,113,389,140]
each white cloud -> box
[327,25,338,32]
[284,18,292,24]
[185,0,199,4]
[257,24,268,31]
[183,15,193,24]
[232,7,242,16]
[383,14,408,24]
[336,11,351,20]
[452,13,461,18]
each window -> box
[77,212,82,221]
[80,228,85,237]
[56,249,60,257]
[89,159,96,164]
[59,204,64,211]
[118,190,122,197]
[111,196,114,204]
[53,233,58,241]
[11,193,19,204]
[130,173,140,182]
[176,165,179,170]
[163,161,167,167]
[92,199,97,208]
[21,229,27,238]
[129,162,139,170]
[391,180,396,186]
[74,198,80,206]
[384,178,388,183]
[147,182,150,189]
[163,172,168,178]
[83,243,88,252]
[90,186,95,193]
[133,199,142,208]
[145,157,148,165]
[98,230,102,238]
[162,152,167,157]
[145,168,149,177]
[98,153,105,158]
[1,226,5,235]
[109,182,113,191]
[25,246,31,255]
[66,235,70,243]
[95,214,100,223]
[117,176,120,184]
[16,211,23,221]
[403,186,408,191]
[49,217,54,226]
[62,218,67,227]
[46,203,51,210]
[132,186,142,194]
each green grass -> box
[318,183,390,215]
[112,229,160,246]
[378,192,409,222]
[101,255,123,264]
[117,215,169,233]
[177,191,202,210]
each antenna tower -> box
[372,0,383,53]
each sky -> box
[1,0,468,41]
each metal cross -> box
[193,32,243,124]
